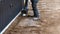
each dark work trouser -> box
[24,0,39,17]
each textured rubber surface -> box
[0,0,24,32]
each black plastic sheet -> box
[0,0,24,33]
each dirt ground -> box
[4,0,60,34]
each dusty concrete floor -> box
[4,0,60,34]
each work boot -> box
[33,16,40,21]
[20,10,28,17]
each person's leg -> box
[31,0,39,20]
[21,0,28,16]
[31,0,39,17]
[24,0,28,12]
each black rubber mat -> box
[0,0,24,32]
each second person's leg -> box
[21,0,28,16]
[24,0,28,13]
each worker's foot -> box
[20,9,28,17]
[22,14,27,16]
[33,16,40,21]
[20,13,27,17]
